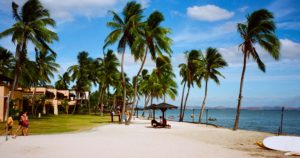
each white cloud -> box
[42,0,119,22]
[187,5,234,22]
[238,6,248,12]
[140,0,150,9]
[278,21,300,30]
[218,38,300,65]
[0,0,121,23]
[173,21,237,45]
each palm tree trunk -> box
[148,95,153,119]
[182,86,190,121]
[97,85,104,114]
[128,47,148,124]
[5,44,21,121]
[106,86,109,109]
[113,92,116,110]
[179,81,186,122]
[233,53,247,130]
[142,95,149,117]
[72,91,79,114]
[120,49,126,124]
[199,80,208,123]
[100,87,105,116]
[32,87,37,117]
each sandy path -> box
[0,119,283,158]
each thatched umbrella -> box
[146,103,177,120]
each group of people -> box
[3,111,29,138]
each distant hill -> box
[184,106,300,110]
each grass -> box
[1,114,113,135]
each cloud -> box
[0,0,121,23]
[41,0,119,22]
[187,5,234,22]
[277,21,300,30]
[238,6,248,12]
[140,0,150,9]
[172,21,237,45]
[218,38,300,65]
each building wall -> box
[0,86,23,122]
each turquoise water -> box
[137,109,300,135]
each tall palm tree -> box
[55,72,71,90]
[233,9,280,130]
[91,50,120,116]
[198,47,227,123]
[104,1,143,123]
[128,11,173,123]
[68,51,92,114]
[178,50,202,122]
[0,0,58,120]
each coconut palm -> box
[31,47,59,116]
[233,9,280,130]
[91,50,120,116]
[104,1,143,123]
[198,47,227,123]
[0,0,58,120]
[155,55,177,102]
[55,72,71,90]
[68,51,92,114]
[128,11,173,123]
[178,50,202,122]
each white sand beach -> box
[0,118,283,158]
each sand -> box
[0,118,285,158]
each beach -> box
[0,118,284,158]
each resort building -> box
[0,75,89,122]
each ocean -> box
[136,109,300,135]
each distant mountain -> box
[184,105,300,110]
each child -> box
[5,114,14,135]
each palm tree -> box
[155,55,177,102]
[55,72,71,90]
[178,50,202,122]
[104,1,143,123]
[68,51,92,114]
[0,0,58,120]
[233,9,280,130]
[139,69,151,116]
[128,11,173,123]
[0,46,14,77]
[31,47,59,116]
[91,50,120,116]
[198,47,227,123]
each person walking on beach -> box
[12,112,24,138]
[5,114,14,135]
[21,111,29,136]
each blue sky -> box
[1,0,300,108]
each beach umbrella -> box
[146,103,177,120]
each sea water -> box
[136,109,300,135]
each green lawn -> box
[1,114,113,135]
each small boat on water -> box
[208,117,217,121]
